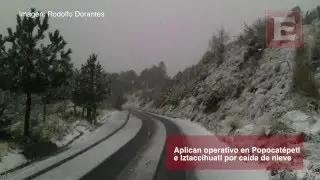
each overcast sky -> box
[0,0,319,76]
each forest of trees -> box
[0,8,171,142]
[1,5,317,161]
[0,9,111,141]
[107,61,169,107]
[0,7,233,144]
[0,9,75,138]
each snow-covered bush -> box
[269,119,295,135]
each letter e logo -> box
[265,10,303,48]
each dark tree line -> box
[105,61,169,108]
[139,61,167,89]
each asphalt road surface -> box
[79,110,155,180]
[15,110,190,180]
[146,112,190,180]
[80,110,190,180]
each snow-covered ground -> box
[6,113,142,180]
[149,112,270,180]
[69,110,116,146]
[2,110,128,178]
[0,152,27,176]
[123,19,320,180]
[148,111,320,179]
[52,110,115,148]
[53,129,82,148]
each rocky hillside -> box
[124,6,320,180]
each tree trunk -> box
[24,93,31,138]
[87,107,92,121]
[92,107,97,125]
[0,90,4,104]
[42,98,47,122]
[82,107,85,117]
[63,99,68,114]
[93,108,96,120]
[73,105,77,115]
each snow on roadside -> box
[53,129,81,148]
[5,111,131,180]
[276,110,320,180]
[50,110,115,147]
[69,110,124,146]
[0,110,119,175]
[149,113,270,180]
[0,153,27,175]
[116,116,166,180]
[153,110,320,180]
[232,110,320,180]
[97,110,114,124]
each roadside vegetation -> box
[1,4,320,179]
[123,5,320,180]
[0,8,131,165]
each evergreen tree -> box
[72,69,86,116]
[0,8,73,138]
[139,62,168,89]
[77,54,110,123]
[208,26,229,66]
[40,30,73,122]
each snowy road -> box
[5,111,131,180]
[113,111,189,180]
[6,111,270,180]
[124,111,270,180]
[78,111,156,180]
[35,110,188,180]
[146,112,191,180]
[34,114,144,180]
[115,113,166,180]
[79,110,190,180]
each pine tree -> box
[72,69,86,116]
[77,54,110,124]
[40,30,73,122]
[0,8,73,138]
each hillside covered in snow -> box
[123,6,320,180]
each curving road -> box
[79,110,156,180]
[80,110,191,180]
[146,112,190,180]
[7,110,191,180]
